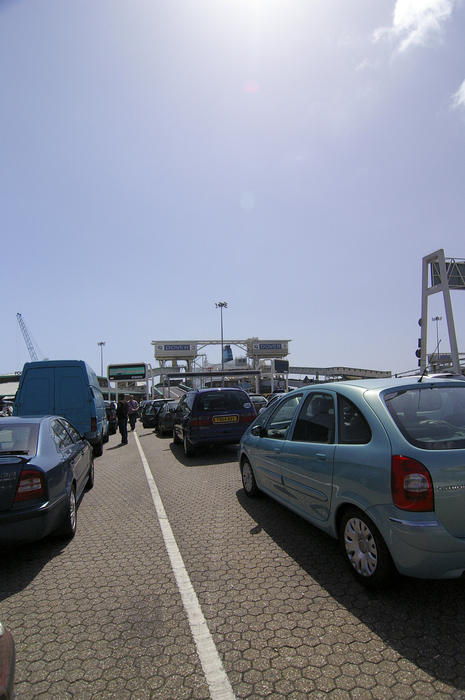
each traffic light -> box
[415,338,422,365]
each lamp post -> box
[97,341,106,377]
[215,301,228,386]
[432,316,442,361]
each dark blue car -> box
[0,416,93,544]
[172,388,257,456]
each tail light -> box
[91,417,97,432]
[14,469,45,502]
[190,417,211,427]
[240,413,256,424]
[391,455,434,512]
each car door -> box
[248,394,304,493]
[60,419,90,497]
[279,391,336,523]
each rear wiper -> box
[0,450,29,455]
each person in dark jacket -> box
[116,394,129,445]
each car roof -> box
[191,387,248,394]
[0,416,51,425]
[288,377,465,394]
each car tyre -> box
[93,439,103,457]
[241,459,260,497]
[85,458,94,491]
[56,485,77,539]
[172,428,181,444]
[339,508,394,587]
[183,435,195,457]
[103,430,109,444]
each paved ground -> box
[2,423,465,698]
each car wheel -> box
[183,435,195,457]
[241,459,260,497]
[57,485,77,539]
[85,458,94,491]
[172,428,181,444]
[339,508,394,587]
[93,439,103,457]
[102,430,109,444]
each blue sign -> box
[164,344,191,351]
[259,343,282,350]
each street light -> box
[215,301,228,385]
[97,341,106,377]
[432,316,442,358]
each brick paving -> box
[2,423,465,698]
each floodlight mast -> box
[16,313,39,362]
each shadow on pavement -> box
[236,487,465,691]
[169,442,240,467]
[0,538,66,602]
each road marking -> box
[134,432,236,700]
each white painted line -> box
[134,432,236,700]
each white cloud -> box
[374,0,455,52]
[451,79,465,109]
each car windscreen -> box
[195,391,250,412]
[0,423,39,455]
[384,385,465,450]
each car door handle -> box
[315,453,327,461]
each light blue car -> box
[239,377,465,586]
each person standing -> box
[127,395,139,431]
[116,394,129,445]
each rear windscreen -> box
[195,391,249,412]
[384,386,465,450]
[0,423,39,455]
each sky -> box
[2,0,465,377]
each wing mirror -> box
[251,424,267,438]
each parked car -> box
[156,401,179,435]
[0,416,94,544]
[104,401,118,435]
[0,400,13,417]
[173,388,257,456]
[0,622,15,700]
[14,360,108,456]
[248,394,268,413]
[239,377,465,586]
[258,391,286,414]
[141,399,170,429]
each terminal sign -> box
[251,340,288,357]
[108,363,147,380]
[154,342,197,359]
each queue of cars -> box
[6,371,465,587]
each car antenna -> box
[418,366,428,383]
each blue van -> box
[14,360,108,456]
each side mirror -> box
[251,425,266,438]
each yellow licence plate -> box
[213,415,239,424]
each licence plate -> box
[213,415,239,424]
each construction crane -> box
[16,313,39,362]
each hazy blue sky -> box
[2,0,465,376]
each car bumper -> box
[0,495,67,544]
[368,505,465,579]
[189,428,247,447]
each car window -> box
[337,395,371,445]
[265,394,303,440]
[384,385,465,450]
[195,391,249,412]
[0,423,39,454]
[60,419,82,443]
[292,392,335,444]
[51,419,74,450]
